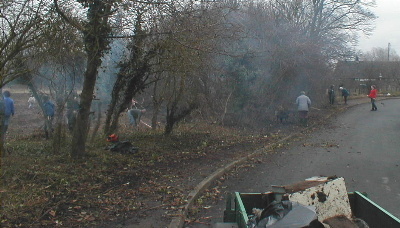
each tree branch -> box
[53,0,84,31]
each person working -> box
[339,87,350,105]
[2,90,14,136]
[127,108,146,127]
[368,85,378,111]
[296,91,311,127]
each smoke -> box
[96,39,129,103]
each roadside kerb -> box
[168,97,390,228]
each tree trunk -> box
[71,55,101,158]
[26,81,54,139]
[164,107,175,135]
[104,14,156,135]
[0,96,5,158]
[151,81,163,130]
[104,76,131,135]
[221,90,233,126]
[70,1,111,158]
[52,120,65,154]
[164,102,198,135]
[90,100,102,142]
[52,98,66,154]
[104,87,119,135]
[151,105,161,130]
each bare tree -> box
[362,47,400,61]
[361,47,400,92]
[0,0,54,156]
[0,0,51,86]
[154,2,237,134]
[259,0,376,59]
[104,1,239,134]
[104,11,158,135]
[213,0,377,126]
[53,0,113,158]
[54,0,191,157]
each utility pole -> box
[388,42,391,61]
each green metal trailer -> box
[219,191,400,228]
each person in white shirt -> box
[295,91,311,126]
[28,95,36,109]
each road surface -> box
[189,98,400,227]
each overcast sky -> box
[357,0,400,55]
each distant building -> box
[333,61,400,95]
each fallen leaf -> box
[49,210,56,217]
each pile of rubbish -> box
[105,134,139,154]
[247,176,369,228]
[106,141,139,154]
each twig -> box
[36,199,66,223]
[0,170,7,179]
[142,203,174,212]
[199,216,213,220]
[194,221,210,225]
[186,220,211,225]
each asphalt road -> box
[189,98,400,227]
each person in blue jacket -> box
[2,90,15,135]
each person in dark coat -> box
[42,95,55,138]
[66,95,80,132]
[339,87,350,105]
[2,90,14,136]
